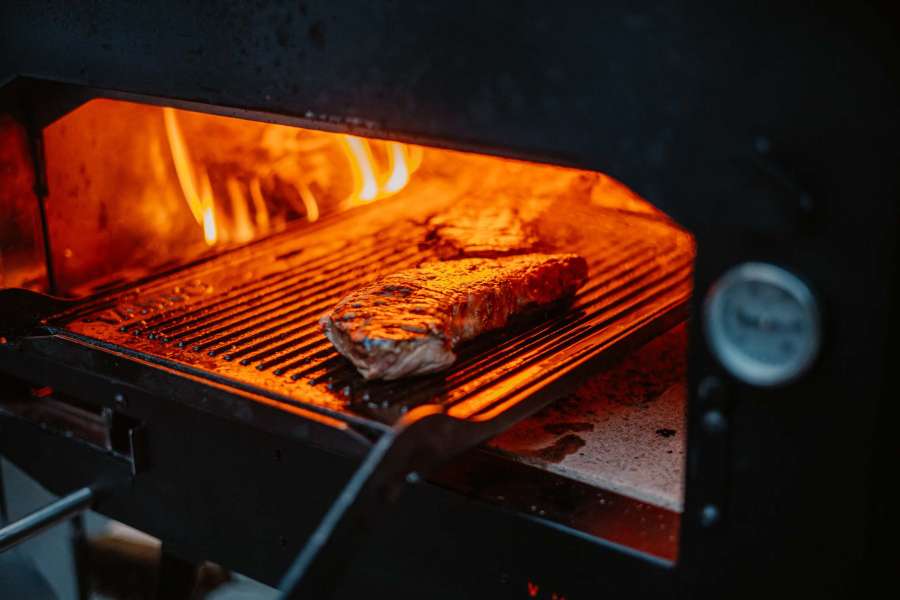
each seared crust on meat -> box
[320,254,588,380]
[423,206,542,259]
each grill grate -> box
[52,200,694,427]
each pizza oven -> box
[0,3,896,599]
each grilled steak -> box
[321,253,588,380]
[423,205,541,259]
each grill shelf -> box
[32,196,693,598]
[52,202,693,429]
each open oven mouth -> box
[51,183,692,428]
[6,97,694,426]
[1,95,695,576]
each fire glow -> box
[35,97,668,297]
[338,135,423,205]
[163,107,217,245]
[163,106,421,247]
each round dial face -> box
[704,263,821,386]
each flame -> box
[293,181,320,222]
[202,203,217,244]
[339,135,421,205]
[164,107,420,240]
[163,107,217,245]
[225,177,256,242]
[340,135,379,201]
[248,177,271,234]
[198,168,217,245]
[383,142,410,193]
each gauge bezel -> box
[703,262,821,387]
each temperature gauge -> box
[704,262,821,387]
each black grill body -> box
[1,2,898,598]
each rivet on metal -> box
[702,409,727,434]
[697,375,723,404]
[700,504,720,527]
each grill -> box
[52,198,693,431]
[5,3,893,598]
[8,182,694,597]
[21,189,691,596]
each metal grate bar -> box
[151,244,418,342]
[178,250,424,352]
[124,242,370,333]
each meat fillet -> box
[320,254,588,380]
[423,206,541,259]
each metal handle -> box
[278,408,463,600]
[0,460,8,525]
[0,486,95,553]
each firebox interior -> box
[2,97,694,562]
